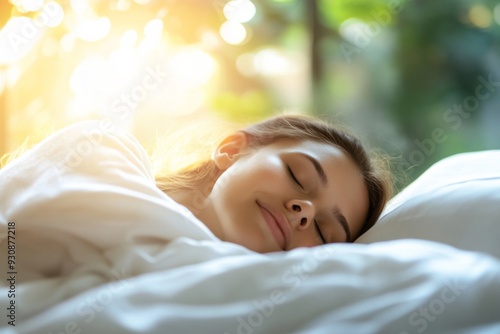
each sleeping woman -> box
[155,114,392,253]
[0,114,392,263]
[0,113,392,321]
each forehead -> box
[261,137,348,160]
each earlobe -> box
[212,132,248,170]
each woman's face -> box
[198,133,369,253]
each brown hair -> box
[156,114,392,240]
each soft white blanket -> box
[1,121,499,333]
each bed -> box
[1,120,499,333]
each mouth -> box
[257,201,292,251]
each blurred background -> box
[1,0,499,191]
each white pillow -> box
[356,150,500,259]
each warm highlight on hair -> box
[156,114,393,240]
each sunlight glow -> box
[170,49,217,88]
[0,16,43,64]
[133,0,152,5]
[109,48,140,77]
[70,0,95,18]
[41,37,58,57]
[115,0,132,11]
[6,64,22,87]
[120,29,138,48]
[69,57,109,95]
[68,55,133,118]
[42,2,65,27]
[20,0,44,12]
[223,0,256,23]
[236,52,256,76]
[76,17,111,42]
[0,70,6,95]
[220,21,247,45]
[144,19,163,41]
[60,33,76,52]
[253,48,292,76]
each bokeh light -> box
[42,1,64,27]
[220,21,247,45]
[144,18,163,41]
[253,48,292,76]
[76,17,111,42]
[170,49,217,88]
[468,5,492,28]
[19,0,45,12]
[120,29,138,48]
[223,0,256,23]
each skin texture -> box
[176,132,370,253]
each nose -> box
[286,199,315,230]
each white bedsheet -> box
[5,239,500,334]
[1,121,499,333]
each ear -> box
[212,132,248,170]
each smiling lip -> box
[257,201,292,250]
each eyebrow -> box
[297,152,328,187]
[333,206,351,243]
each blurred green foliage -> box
[209,0,500,192]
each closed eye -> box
[314,220,327,244]
[288,165,325,243]
[287,165,304,190]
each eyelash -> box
[287,165,303,189]
[314,221,327,244]
[287,165,326,244]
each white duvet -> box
[1,121,499,334]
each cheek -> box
[211,154,286,203]
[342,182,370,235]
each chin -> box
[238,240,269,253]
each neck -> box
[165,177,225,240]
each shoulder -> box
[42,120,153,180]
[46,120,145,163]
[0,119,155,190]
